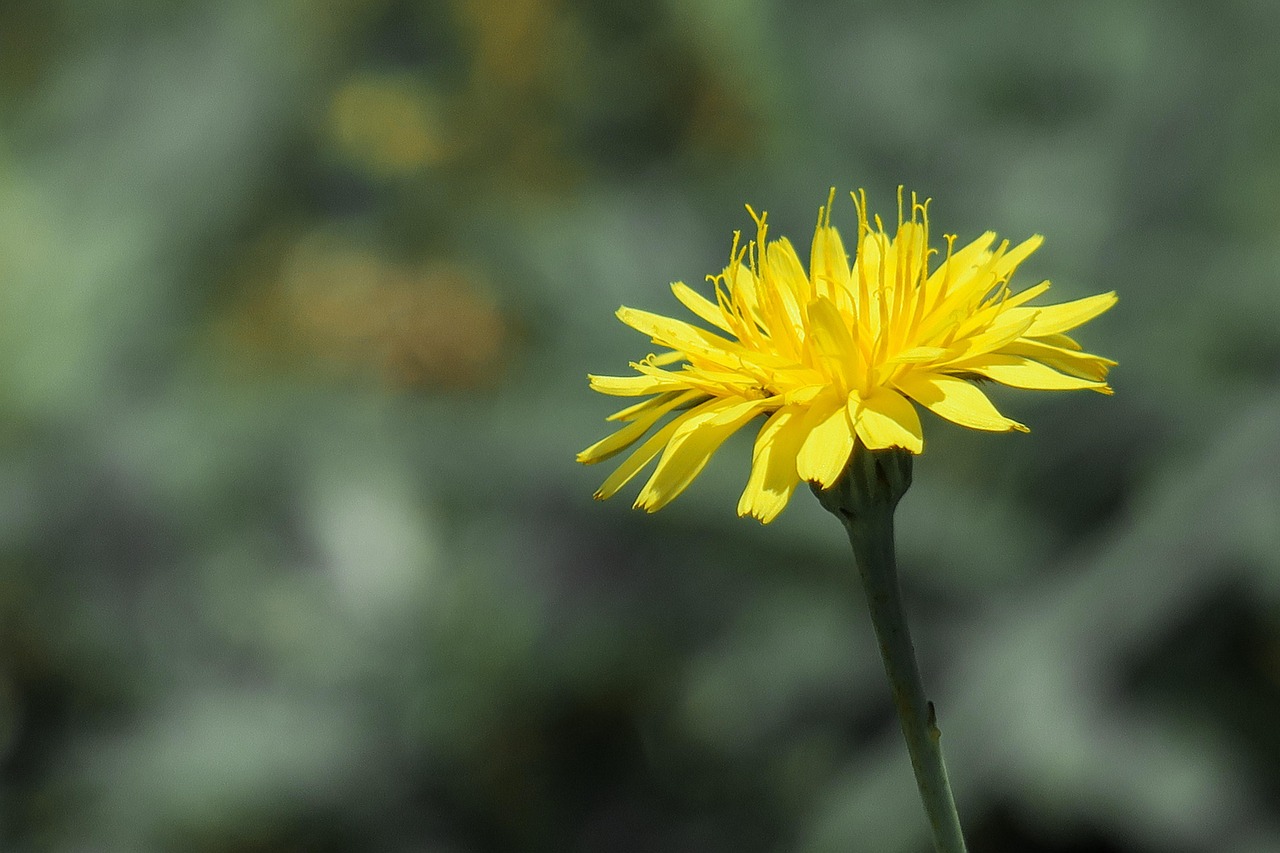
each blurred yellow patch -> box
[328,75,449,176]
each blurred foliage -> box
[1,1,1279,851]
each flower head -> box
[579,188,1116,523]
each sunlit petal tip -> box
[736,482,794,525]
[1083,289,1118,316]
[736,499,782,525]
[634,486,684,513]
[1020,234,1045,256]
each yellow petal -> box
[724,261,765,331]
[855,387,924,453]
[895,371,1027,433]
[951,355,1111,393]
[940,231,998,276]
[606,389,682,422]
[579,390,705,464]
[737,405,809,523]
[1004,291,1117,337]
[756,240,807,353]
[1003,339,1116,381]
[634,398,767,512]
[811,225,851,303]
[888,346,949,365]
[782,383,826,405]
[795,395,855,487]
[853,231,883,316]
[766,236,812,307]
[1036,332,1082,351]
[671,281,733,332]
[940,311,1037,363]
[926,231,997,303]
[616,306,741,359]
[593,411,692,501]
[991,234,1043,280]
[1000,280,1051,311]
[589,373,686,397]
[646,349,686,366]
[806,297,859,384]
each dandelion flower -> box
[579,188,1116,523]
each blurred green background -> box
[2,1,1279,851]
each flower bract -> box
[579,188,1116,523]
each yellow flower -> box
[579,188,1116,523]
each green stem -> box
[813,448,967,853]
